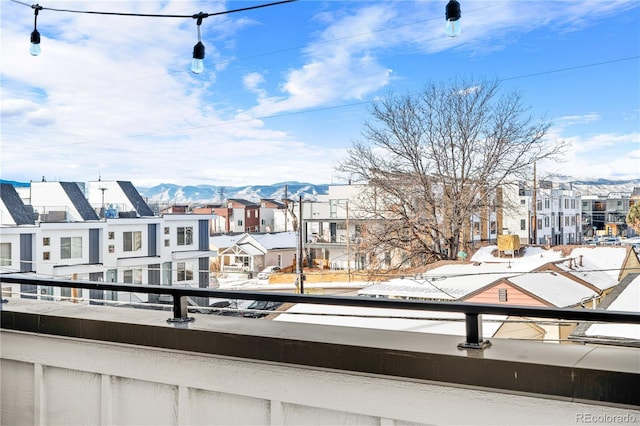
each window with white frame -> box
[0,243,11,266]
[61,237,82,259]
[177,262,193,281]
[544,198,550,209]
[123,231,142,252]
[177,227,193,246]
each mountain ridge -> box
[1,178,638,204]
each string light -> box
[445,0,461,38]
[191,12,207,74]
[30,4,43,56]
[12,0,298,72]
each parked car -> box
[603,237,621,246]
[241,300,284,318]
[257,265,281,280]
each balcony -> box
[1,275,639,425]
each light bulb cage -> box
[446,0,461,21]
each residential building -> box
[213,199,261,233]
[581,192,637,238]
[502,180,582,245]
[259,198,292,232]
[213,232,297,275]
[301,183,366,271]
[0,181,215,305]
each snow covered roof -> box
[584,275,640,341]
[210,234,244,249]
[555,247,628,291]
[273,303,506,338]
[471,245,567,265]
[506,273,598,308]
[252,232,297,250]
[236,242,265,256]
[359,259,544,301]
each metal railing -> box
[2,273,639,350]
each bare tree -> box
[339,78,566,264]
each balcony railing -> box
[2,274,639,350]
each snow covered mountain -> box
[136,182,329,204]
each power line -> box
[3,54,637,152]
[10,0,298,19]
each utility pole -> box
[297,195,304,294]
[284,185,288,232]
[532,162,537,245]
[346,200,350,283]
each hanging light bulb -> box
[445,0,461,38]
[30,29,41,56]
[191,12,208,74]
[30,4,43,56]
[191,41,205,74]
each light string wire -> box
[10,0,298,19]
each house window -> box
[536,200,542,211]
[564,199,569,209]
[237,220,243,226]
[43,252,50,260]
[498,288,508,302]
[123,269,143,284]
[164,239,170,247]
[544,198,550,209]
[520,219,526,231]
[520,200,526,205]
[123,231,142,252]
[177,227,193,246]
[108,232,115,240]
[537,219,542,230]
[544,216,549,227]
[108,245,115,253]
[177,262,193,281]
[43,237,50,246]
[571,216,576,226]
[164,227,170,235]
[0,243,11,266]
[571,199,576,209]
[61,237,82,259]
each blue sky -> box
[1,0,638,187]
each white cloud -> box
[1,1,638,186]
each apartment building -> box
[0,181,214,304]
[502,181,582,245]
[581,192,637,238]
